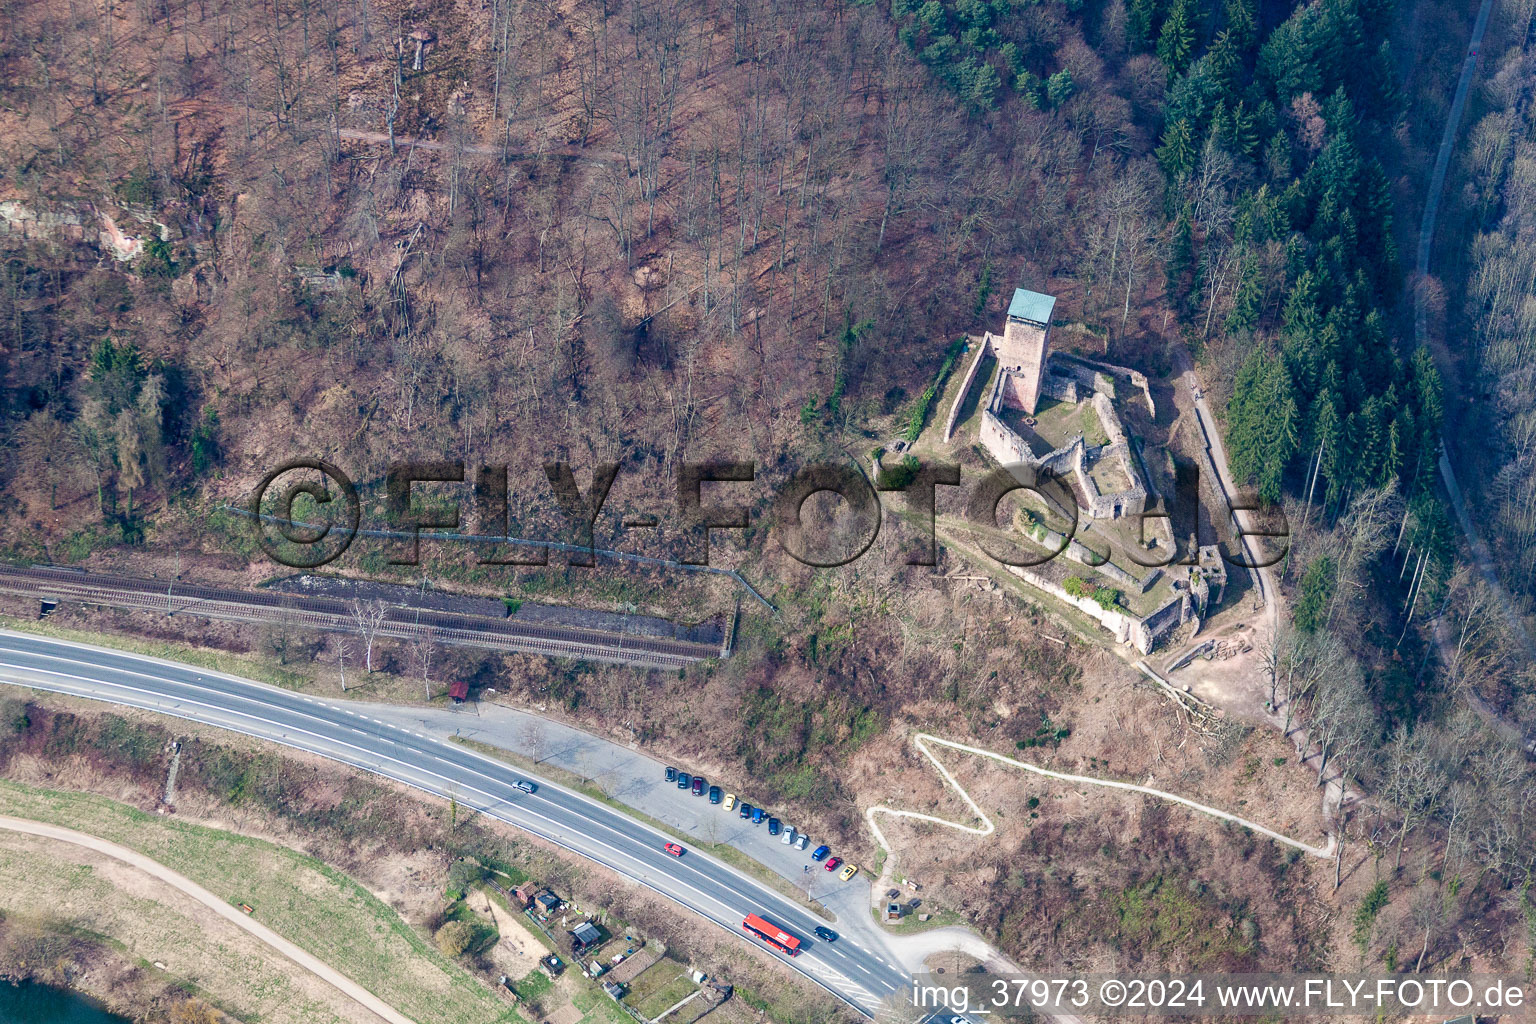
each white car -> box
[781,826,796,845]
[794,834,809,850]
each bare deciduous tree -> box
[519,719,549,764]
[17,411,81,510]
[262,596,301,664]
[350,598,388,673]
[333,635,353,692]
[1382,724,1447,871]
[1409,885,1443,972]
[410,627,438,700]
[1307,658,1368,786]
[1326,485,1402,629]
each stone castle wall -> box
[1053,351,1157,418]
[1007,563,1137,647]
[942,335,994,442]
[980,408,1035,466]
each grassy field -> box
[625,960,697,1019]
[870,905,967,935]
[0,830,361,1024]
[511,967,554,1002]
[0,780,518,1024]
[670,993,715,1024]
[570,977,636,1024]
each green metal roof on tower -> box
[1007,288,1056,326]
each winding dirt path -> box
[0,815,417,1024]
[865,732,1335,884]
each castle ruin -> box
[942,287,1222,654]
[951,287,1153,524]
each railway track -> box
[0,565,719,670]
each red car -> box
[824,856,842,872]
[664,842,686,857]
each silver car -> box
[794,833,809,850]
[781,826,796,845]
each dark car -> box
[814,926,838,942]
[677,772,691,789]
[767,817,781,836]
[811,845,831,862]
[708,786,722,804]
[751,807,766,825]
[739,802,754,819]
[665,766,677,782]
[691,777,706,796]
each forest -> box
[0,0,1534,986]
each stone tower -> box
[996,287,1055,415]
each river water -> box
[0,980,130,1023]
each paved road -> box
[0,629,910,1018]
[357,699,891,957]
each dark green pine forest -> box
[894,0,1446,521]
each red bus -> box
[742,914,801,956]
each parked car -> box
[677,772,691,790]
[723,793,737,811]
[739,802,753,819]
[665,766,677,782]
[515,780,537,794]
[838,863,859,881]
[781,827,796,845]
[751,807,766,825]
[794,834,809,850]
[824,856,842,872]
[813,926,838,942]
[767,818,781,836]
[811,845,830,862]
[664,843,685,857]
[691,777,706,796]
[708,786,722,804]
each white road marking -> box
[0,635,903,1016]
